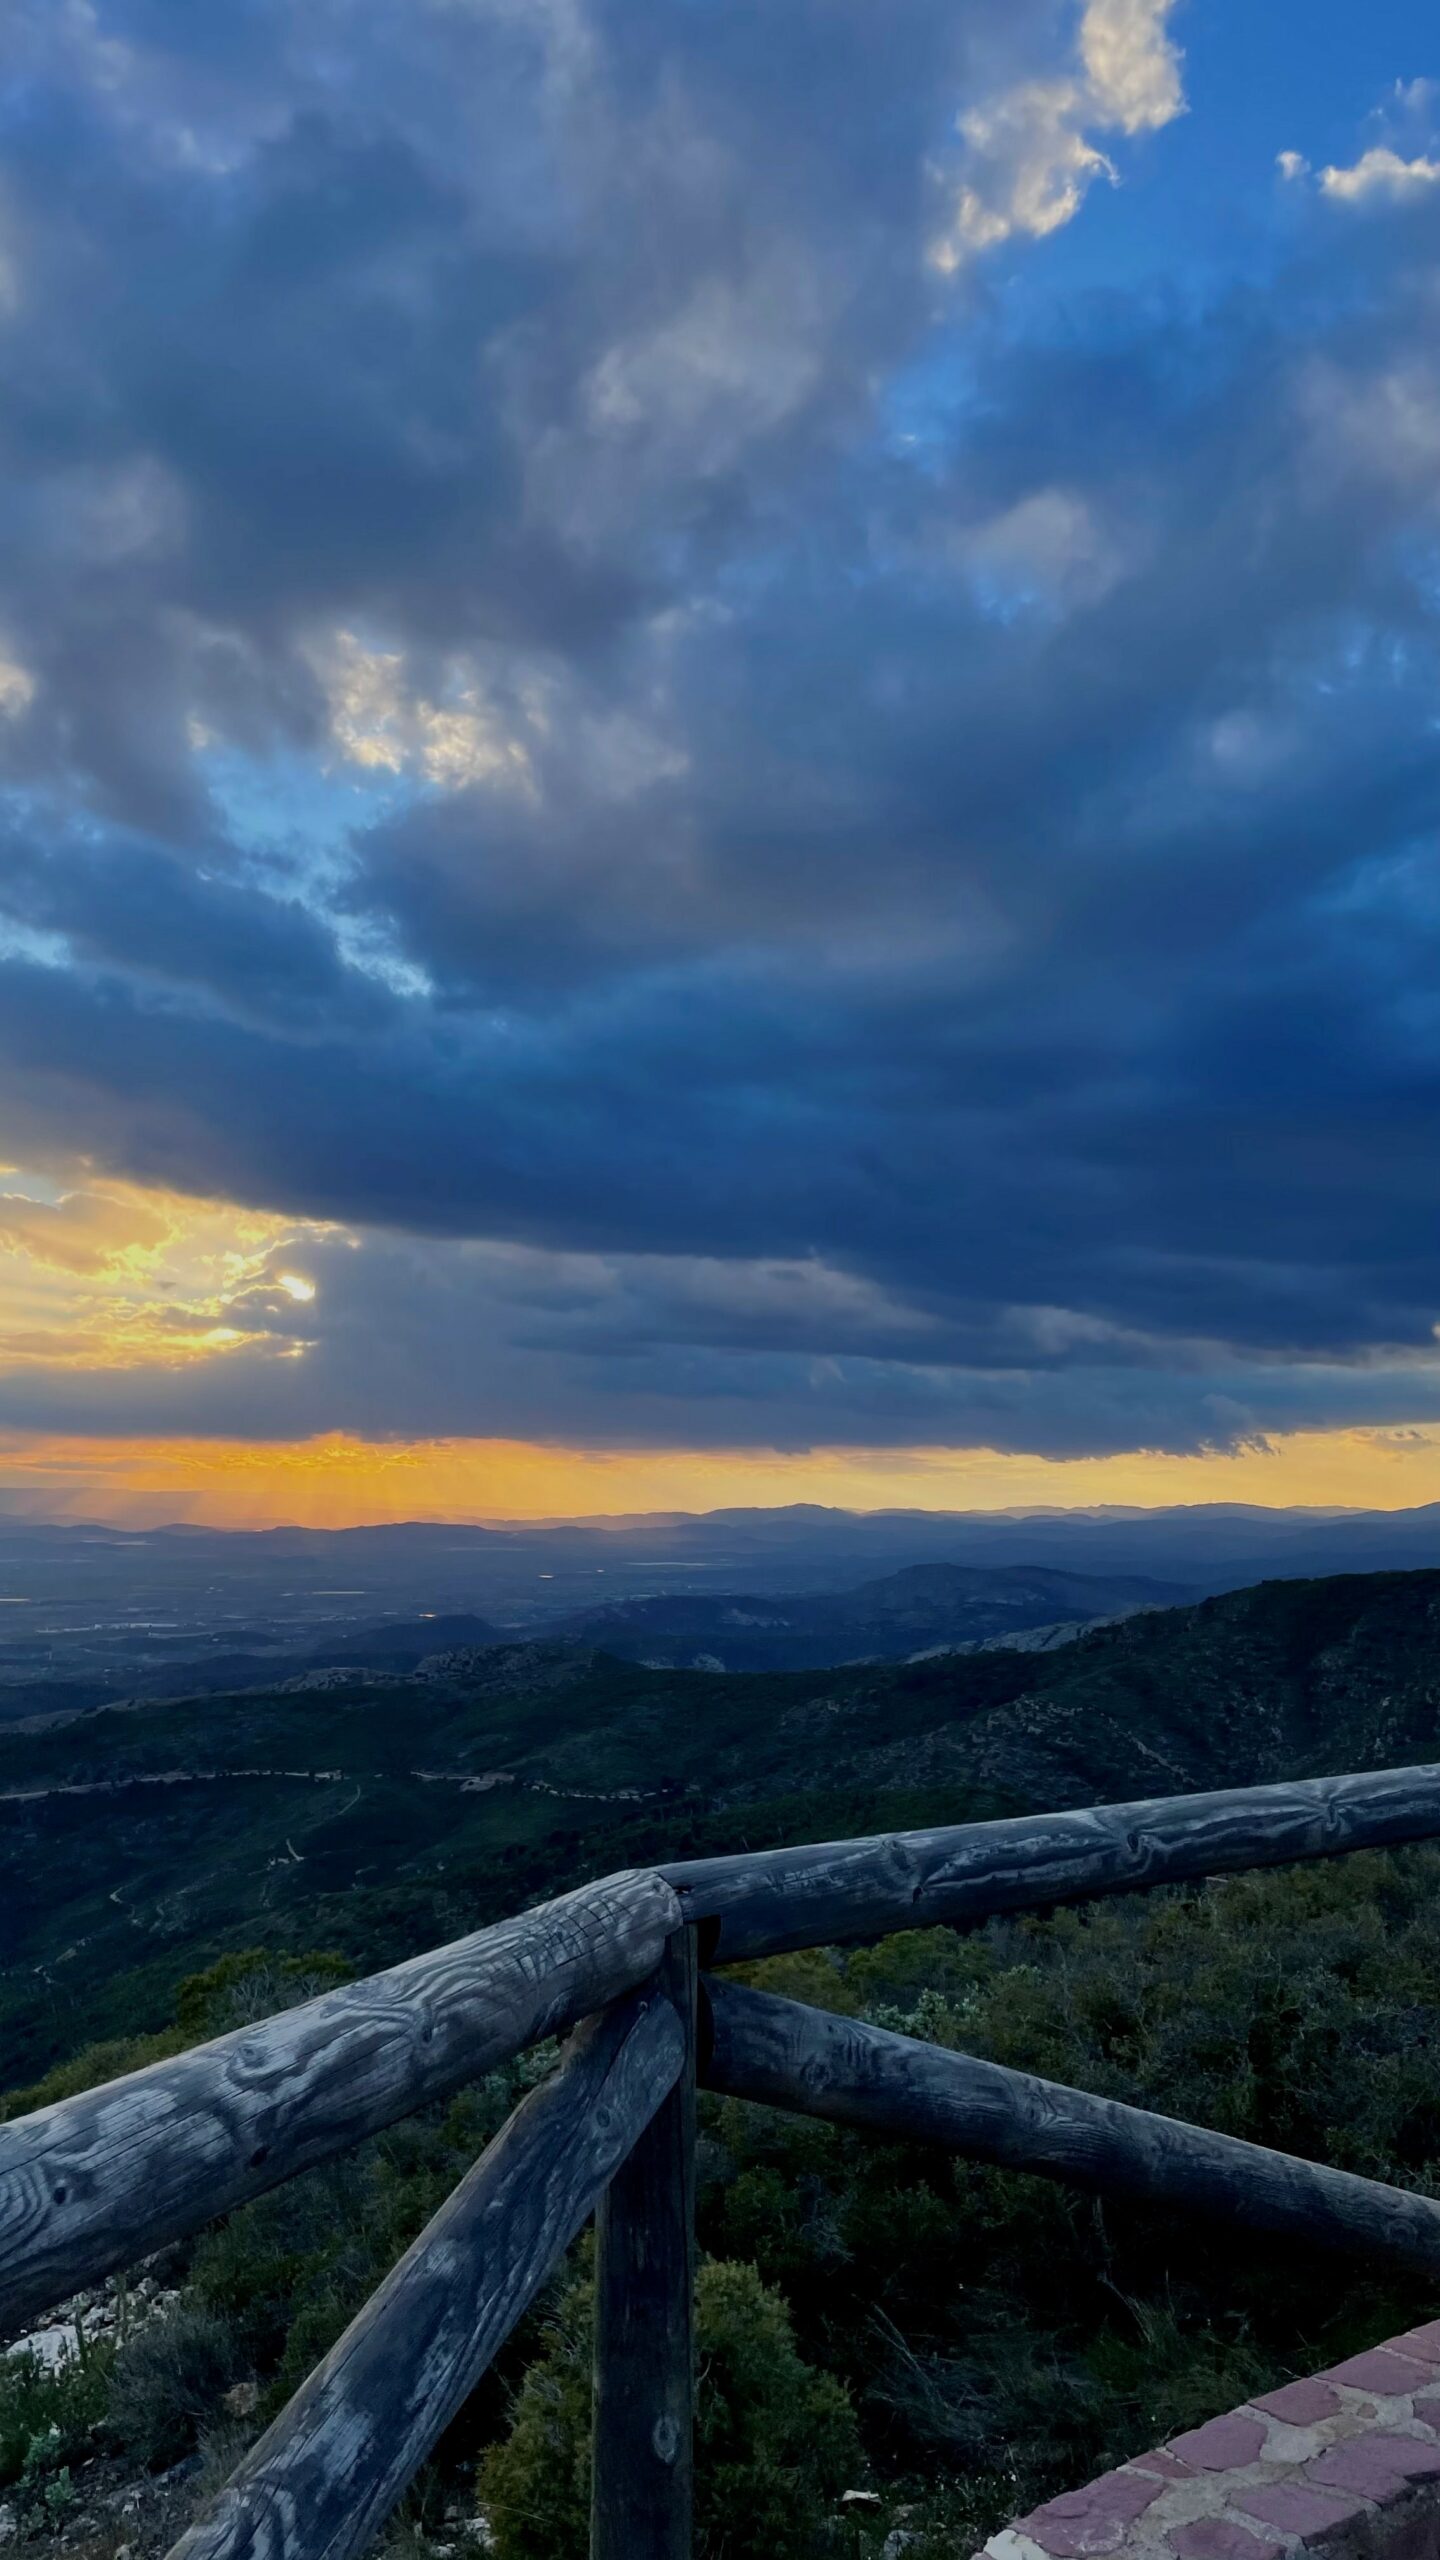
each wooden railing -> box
[7,1763,1440,2560]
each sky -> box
[1,0,1440,1529]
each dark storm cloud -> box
[1,0,1440,1455]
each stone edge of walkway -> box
[975,2323,1440,2560]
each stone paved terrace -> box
[978,2324,1440,2560]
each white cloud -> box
[1079,0,1185,134]
[310,627,688,840]
[935,82,1115,269]
[932,0,1185,272]
[1319,147,1440,203]
[316,633,535,795]
[1276,150,1310,183]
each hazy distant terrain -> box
[9,1499,1440,1718]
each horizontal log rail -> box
[662,1762,1440,1959]
[0,1758,1438,2560]
[702,1978,1440,2272]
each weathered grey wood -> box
[591,1929,697,2560]
[664,1763,1440,1960]
[167,1981,686,2560]
[0,1869,680,2338]
[704,1978,1440,2271]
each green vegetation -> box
[0,2350,111,2513]
[478,2258,859,2560]
[0,1949,353,2123]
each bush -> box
[0,1948,353,2123]
[14,2425,79,2533]
[174,1949,353,2039]
[108,2305,243,2469]
[0,2346,112,2488]
[478,2258,861,2560]
[0,2031,186,2124]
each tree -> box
[479,2257,861,2560]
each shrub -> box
[0,2346,112,2487]
[478,2258,861,2560]
[108,2306,243,2469]
[15,2425,78,2532]
[0,1947,353,2122]
[173,1949,352,2039]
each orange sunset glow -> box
[6,1425,1440,1531]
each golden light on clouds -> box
[0,1168,328,1375]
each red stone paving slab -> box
[1249,2380,1344,2428]
[987,2325,1440,2560]
[1167,2523,1284,2560]
[1014,2469,1166,2556]
[1355,2432,1440,2478]
[1168,2416,1267,2471]
[1305,2435,1440,2496]
[1323,2350,1439,2395]
[1233,2482,1373,2539]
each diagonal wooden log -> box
[166,1980,686,2560]
[663,1763,1440,1961]
[703,1977,1440,2271]
[0,1869,681,2339]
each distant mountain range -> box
[11,1495,1440,1608]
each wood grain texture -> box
[663,1764,1440,1960]
[591,1930,697,2560]
[704,1978,1440,2271]
[166,1982,686,2560]
[0,1869,680,2338]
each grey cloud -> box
[2,1220,1439,1461]
[1,5,1439,1456]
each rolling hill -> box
[549,1560,1181,1669]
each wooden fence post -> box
[591,1927,697,2560]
